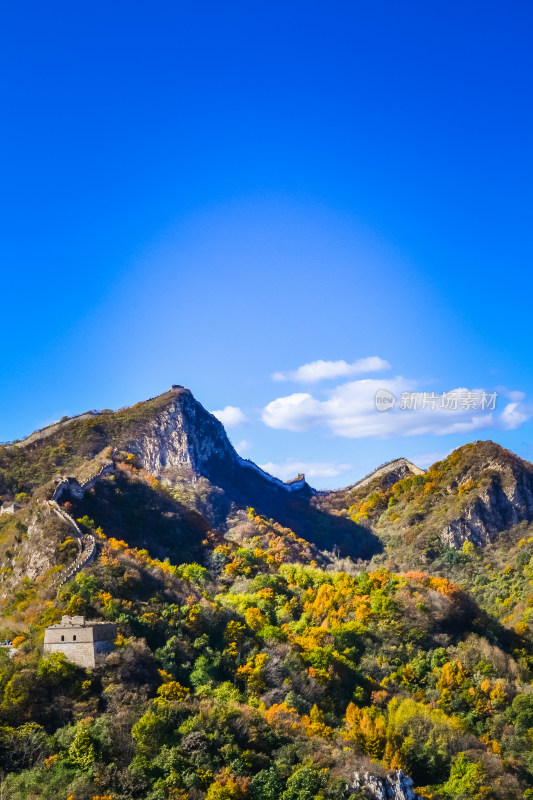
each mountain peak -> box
[123,385,239,478]
[124,387,314,497]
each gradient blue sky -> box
[1,1,532,488]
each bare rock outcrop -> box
[124,387,311,496]
[349,769,421,800]
[441,447,533,547]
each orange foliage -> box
[263,702,304,734]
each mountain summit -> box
[117,385,311,496]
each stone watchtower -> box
[44,615,117,668]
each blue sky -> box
[1,1,532,488]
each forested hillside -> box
[1,390,533,800]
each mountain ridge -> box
[1,387,533,798]
[2,387,533,562]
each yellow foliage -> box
[428,576,459,597]
[245,606,267,631]
[302,704,333,738]
[343,702,386,758]
[514,620,529,635]
[355,602,371,623]
[224,620,246,653]
[462,540,475,556]
[205,771,247,800]
[156,680,189,703]
[107,537,129,550]
[257,587,274,600]
[237,653,269,694]
[66,594,87,615]
[437,660,467,690]
[489,681,507,708]
[384,740,405,770]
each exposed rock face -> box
[442,448,533,547]
[124,388,311,496]
[349,770,421,800]
[0,508,64,598]
[126,389,238,479]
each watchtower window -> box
[73,635,76,641]
[61,635,64,642]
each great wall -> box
[51,462,115,502]
[8,411,103,449]
[45,461,114,589]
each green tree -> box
[442,753,486,799]
[251,768,284,800]
[68,723,96,772]
[282,766,325,800]
[37,653,77,686]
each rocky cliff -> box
[314,441,533,552]
[121,387,238,478]
[349,769,421,800]
[440,442,533,547]
[122,387,311,497]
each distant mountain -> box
[5,386,312,497]
[316,457,425,514]
[117,385,314,497]
[316,440,533,557]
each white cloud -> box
[272,356,390,383]
[211,405,248,428]
[259,459,352,481]
[235,439,251,454]
[499,402,530,430]
[262,378,532,439]
[261,392,325,432]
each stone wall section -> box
[44,461,115,590]
[44,617,117,668]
